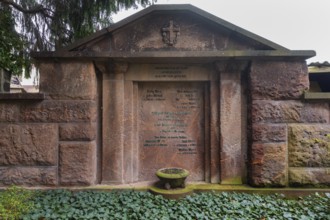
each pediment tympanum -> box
[67,5,287,53]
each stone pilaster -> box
[97,62,128,184]
[215,61,249,184]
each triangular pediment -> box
[65,4,288,53]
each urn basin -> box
[156,167,189,189]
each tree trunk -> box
[0,68,11,92]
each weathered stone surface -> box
[138,82,205,181]
[0,93,45,100]
[125,64,212,81]
[59,141,96,185]
[102,70,125,184]
[110,13,259,53]
[252,101,329,123]
[220,70,245,184]
[0,103,19,122]
[289,168,330,187]
[252,124,287,143]
[20,101,97,122]
[250,61,309,100]
[0,167,57,186]
[0,124,57,165]
[250,143,287,186]
[59,123,96,141]
[39,62,97,100]
[288,124,330,167]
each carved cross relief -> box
[161,20,180,46]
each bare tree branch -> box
[0,0,47,14]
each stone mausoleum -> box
[0,5,329,187]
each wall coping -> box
[304,92,330,101]
[0,93,45,100]
[31,50,315,62]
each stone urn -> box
[156,167,189,190]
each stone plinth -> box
[289,168,330,187]
[0,167,57,186]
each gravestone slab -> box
[138,82,206,181]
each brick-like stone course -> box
[20,101,97,122]
[59,141,96,185]
[0,63,98,187]
[0,167,57,186]
[0,103,19,122]
[248,59,330,187]
[252,101,329,123]
[288,124,330,167]
[250,61,309,100]
[289,168,330,187]
[252,124,287,143]
[59,123,96,141]
[250,143,286,186]
[39,62,97,100]
[0,124,57,165]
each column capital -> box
[94,61,129,74]
[214,60,249,73]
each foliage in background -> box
[24,190,330,220]
[0,0,156,76]
[0,186,35,220]
[0,4,30,76]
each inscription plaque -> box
[138,82,205,181]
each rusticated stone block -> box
[20,101,97,122]
[39,62,97,100]
[250,143,287,186]
[250,61,309,100]
[289,168,330,187]
[0,124,57,165]
[0,103,19,122]
[288,124,330,167]
[0,167,57,186]
[252,100,329,123]
[59,141,96,185]
[59,123,96,141]
[252,124,287,143]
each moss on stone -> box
[156,168,189,179]
[220,177,243,185]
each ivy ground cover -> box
[19,190,330,219]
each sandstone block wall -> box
[0,61,98,186]
[249,60,330,187]
[1,59,329,188]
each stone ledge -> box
[0,93,45,100]
[289,168,330,187]
[304,92,330,101]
